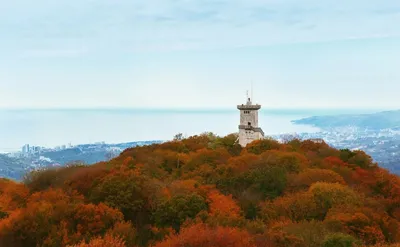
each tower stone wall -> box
[237,98,264,147]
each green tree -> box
[218,165,287,201]
[322,233,360,247]
[152,193,207,231]
[309,182,360,219]
[173,133,184,141]
[90,173,148,225]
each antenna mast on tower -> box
[251,81,254,102]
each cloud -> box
[2,0,400,55]
[125,0,400,51]
[373,8,400,15]
[1,0,400,110]
[21,48,87,58]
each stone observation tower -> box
[237,93,264,147]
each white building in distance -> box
[237,96,264,147]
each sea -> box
[0,108,380,153]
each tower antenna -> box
[251,81,254,102]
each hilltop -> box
[1,133,400,247]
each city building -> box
[22,144,30,154]
[237,95,264,147]
[309,138,325,143]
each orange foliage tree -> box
[0,189,131,247]
[69,233,126,247]
[261,191,318,222]
[207,190,242,219]
[153,223,256,247]
[0,178,29,215]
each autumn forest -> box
[1,133,400,247]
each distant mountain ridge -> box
[0,140,163,180]
[0,154,27,180]
[289,109,400,174]
[293,109,400,130]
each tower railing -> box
[237,104,261,110]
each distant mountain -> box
[292,110,400,130]
[289,109,400,174]
[0,154,27,180]
[40,147,112,165]
[0,140,163,180]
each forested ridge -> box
[1,133,400,247]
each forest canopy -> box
[1,133,400,247]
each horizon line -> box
[0,106,395,111]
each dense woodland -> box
[1,133,400,247]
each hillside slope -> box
[1,133,400,247]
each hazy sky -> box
[1,0,400,109]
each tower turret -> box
[237,95,264,147]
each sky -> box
[1,0,400,109]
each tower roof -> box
[237,97,261,110]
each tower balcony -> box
[239,124,253,130]
[238,125,265,136]
[237,104,261,110]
